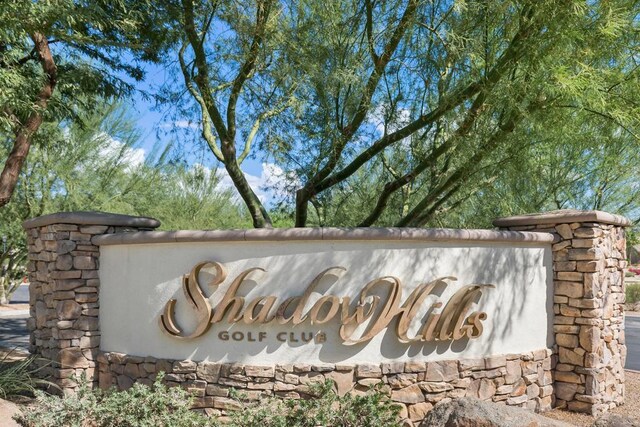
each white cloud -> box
[97,133,146,169]
[160,120,200,130]
[216,162,298,205]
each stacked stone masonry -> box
[23,210,628,419]
[98,350,553,426]
[25,221,156,391]
[498,219,627,415]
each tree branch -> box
[295,0,419,226]
[358,87,490,226]
[181,0,229,141]
[397,102,537,227]
[181,0,273,228]
[0,32,57,208]
[178,41,224,162]
[226,0,272,141]
[295,4,540,227]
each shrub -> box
[0,351,53,399]
[14,372,214,427]
[627,283,640,305]
[225,380,402,427]
[14,375,401,427]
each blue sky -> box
[125,62,266,179]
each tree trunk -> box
[221,143,272,228]
[0,276,7,306]
[0,32,57,208]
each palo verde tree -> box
[161,0,640,228]
[0,0,166,208]
[161,0,291,228]
[422,112,640,230]
[0,100,248,303]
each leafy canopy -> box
[156,0,640,227]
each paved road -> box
[626,315,640,371]
[0,317,28,350]
[10,283,29,304]
[0,284,29,350]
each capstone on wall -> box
[22,209,630,421]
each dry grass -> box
[543,370,640,426]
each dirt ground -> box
[0,303,28,311]
[543,370,640,426]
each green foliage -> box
[15,376,401,427]
[0,353,53,399]
[626,284,640,305]
[226,380,402,427]
[0,101,249,301]
[157,0,640,228]
[3,0,640,231]
[0,0,163,129]
[15,372,212,427]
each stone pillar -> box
[494,210,629,415]
[23,212,160,392]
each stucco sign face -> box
[159,261,493,345]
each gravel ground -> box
[543,370,640,426]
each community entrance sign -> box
[21,209,629,420]
[96,238,550,365]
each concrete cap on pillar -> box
[493,209,631,228]
[22,211,161,230]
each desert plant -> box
[0,351,54,399]
[14,372,214,427]
[226,380,402,427]
[14,374,402,427]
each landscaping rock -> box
[0,398,22,427]
[420,397,571,427]
[592,413,640,427]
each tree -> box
[424,111,640,230]
[0,101,248,303]
[0,0,164,208]
[166,0,287,228]
[161,0,640,228]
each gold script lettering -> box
[159,261,225,339]
[159,261,493,345]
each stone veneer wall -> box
[22,209,630,420]
[98,349,553,426]
[494,210,629,416]
[23,212,160,391]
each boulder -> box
[0,398,22,427]
[592,414,640,427]
[420,397,571,427]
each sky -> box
[117,58,392,207]
[123,62,277,202]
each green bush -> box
[627,283,640,305]
[226,380,402,427]
[0,352,53,399]
[14,372,213,427]
[14,375,402,427]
